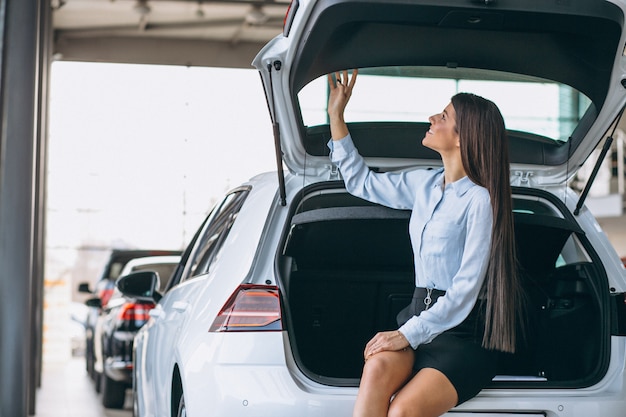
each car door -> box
[141,187,250,415]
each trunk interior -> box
[280,184,609,388]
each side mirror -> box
[116,271,161,302]
[84,297,102,308]
[77,282,92,294]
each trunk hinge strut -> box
[574,106,625,216]
[267,60,287,206]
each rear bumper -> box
[176,333,626,417]
[103,329,136,383]
[104,357,132,383]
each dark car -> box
[77,249,181,384]
[95,255,180,409]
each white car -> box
[118,0,626,416]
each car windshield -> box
[298,66,591,145]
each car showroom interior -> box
[2,1,626,416]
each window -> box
[298,66,590,144]
[557,234,592,267]
[180,188,250,282]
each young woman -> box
[327,70,523,417]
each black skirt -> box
[396,287,499,405]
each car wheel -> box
[101,372,126,409]
[176,394,186,417]
[85,335,94,379]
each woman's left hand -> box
[327,69,357,140]
[364,330,410,360]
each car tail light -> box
[118,302,155,327]
[98,280,116,308]
[99,287,115,308]
[209,284,282,332]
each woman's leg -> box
[353,349,414,417]
[387,368,458,417]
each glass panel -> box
[183,190,248,280]
[559,234,592,266]
[298,66,591,144]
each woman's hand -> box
[364,330,410,360]
[327,69,358,140]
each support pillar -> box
[0,0,45,416]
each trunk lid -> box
[254,0,626,188]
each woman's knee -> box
[361,355,390,380]
[387,401,413,417]
[388,400,438,417]
[387,398,441,417]
[386,368,458,417]
[361,351,413,386]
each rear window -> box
[298,66,591,145]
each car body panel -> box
[134,173,282,416]
[138,278,203,416]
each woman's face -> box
[423,102,460,155]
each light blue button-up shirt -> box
[329,135,493,349]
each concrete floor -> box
[35,358,132,417]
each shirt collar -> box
[434,168,476,197]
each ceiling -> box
[52,0,291,68]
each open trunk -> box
[280,183,610,388]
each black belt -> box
[413,287,446,310]
[397,287,446,327]
[397,287,484,341]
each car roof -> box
[120,255,181,277]
[100,249,183,281]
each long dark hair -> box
[451,92,522,353]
